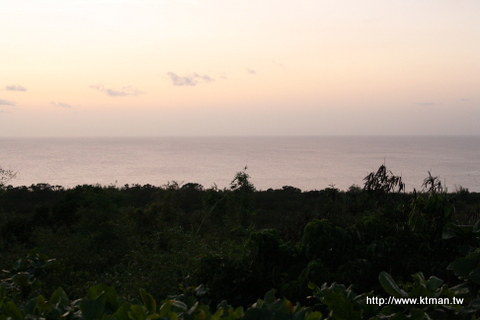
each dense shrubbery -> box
[1,166,480,318]
[1,252,480,319]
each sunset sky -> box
[1,0,479,137]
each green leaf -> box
[411,272,426,286]
[305,311,323,320]
[88,284,108,299]
[187,301,199,315]
[139,289,157,314]
[468,269,480,285]
[3,301,24,320]
[128,305,147,320]
[320,291,361,320]
[0,283,7,304]
[159,300,173,317]
[442,228,457,240]
[307,282,317,290]
[448,257,475,279]
[192,309,207,320]
[426,276,444,292]
[104,285,122,312]
[264,289,277,304]
[473,220,480,233]
[211,308,224,320]
[172,301,187,312]
[449,283,470,296]
[378,271,407,298]
[23,295,45,315]
[50,287,70,309]
[12,272,31,288]
[80,292,106,320]
[231,307,244,319]
[194,284,208,296]
[112,302,132,320]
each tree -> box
[421,171,444,194]
[228,168,256,228]
[0,166,17,188]
[363,164,405,194]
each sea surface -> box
[1,136,479,192]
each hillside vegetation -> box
[1,165,480,319]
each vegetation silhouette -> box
[1,164,480,318]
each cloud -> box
[51,101,72,108]
[245,68,256,75]
[166,72,215,86]
[167,73,196,86]
[0,99,15,106]
[89,84,143,97]
[5,85,27,92]
[196,73,214,82]
[461,98,470,102]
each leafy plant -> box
[1,251,60,301]
[408,190,455,240]
[363,164,405,194]
[377,271,478,319]
[422,171,445,194]
[227,169,256,229]
[448,247,480,286]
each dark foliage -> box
[1,165,480,317]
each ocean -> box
[1,136,479,192]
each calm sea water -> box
[1,136,479,192]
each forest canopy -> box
[1,165,480,319]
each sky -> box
[1,0,480,137]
